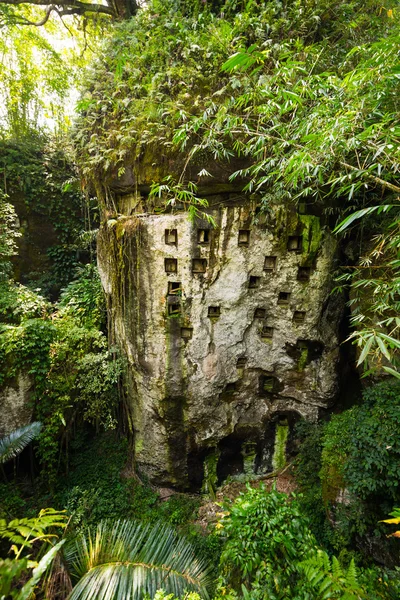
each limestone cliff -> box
[98,183,343,489]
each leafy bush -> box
[0,190,20,282]
[320,381,400,540]
[214,484,389,599]
[216,484,318,597]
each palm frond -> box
[0,422,42,464]
[65,520,212,600]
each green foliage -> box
[0,265,122,484]
[0,7,102,137]
[0,190,20,281]
[146,592,202,600]
[293,421,332,547]
[150,177,216,225]
[0,422,41,464]
[214,484,384,599]
[0,281,50,324]
[76,0,397,195]
[0,508,67,599]
[342,381,400,503]
[64,519,213,600]
[298,551,364,599]
[334,204,400,377]
[56,434,135,529]
[0,136,90,294]
[295,381,400,558]
[58,263,105,328]
[216,484,318,597]
[0,483,26,520]
[0,316,55,387]
[0,540,65,600]
[0,507,67,557]
[320,411,357,504]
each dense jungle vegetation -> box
[1,0,400,598]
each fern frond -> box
[346,559,358,589]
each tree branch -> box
[0,0,116,20]
[341,162,400,194]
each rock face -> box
[0,373,33,436]
[98,190,342,489]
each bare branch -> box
[0,0,116,22]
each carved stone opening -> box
[168,302,180,316]
[165,258,178,273]
[225,382,237,394]
[198,229,210,244]
[259,374,279,395]
[264,256,277,272]
[297,266,311,281]
[293,311,306,324]
[192,258,207,273]
[165,229,177,245]
[287,236,302,251]
[296,339,324,360]
[236,357,247,368]
[181,327,193,339]
[248,275,260,289]
[168,281,182,295]
[238,229,250,246]
[278,291,291,304]
[254,308,266,319]
[208,306,221,318]
[285,339,324,364]
[261,326,274,339]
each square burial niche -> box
[192,258,207,274]
[293,310,306,324]
[287,235,302,252]
[278,291,291,305]
[168,281,182,296]
[259,374,279,395]
[197,229,210,244]
[238,229,250,246]
[263,256,277,272]
[236,357,247,369]
[168,302,180,316]
[261,326,274,339]
[181,327,193,340]
[165,229,177,245]
[208,306,221,318]
[248,275,261,289]
[224,382,237,394]
[165,258,178,273]
[297,266,311,282]
[254,307,266,319]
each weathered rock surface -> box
[98,192,343,489]
[0,373,33,436]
